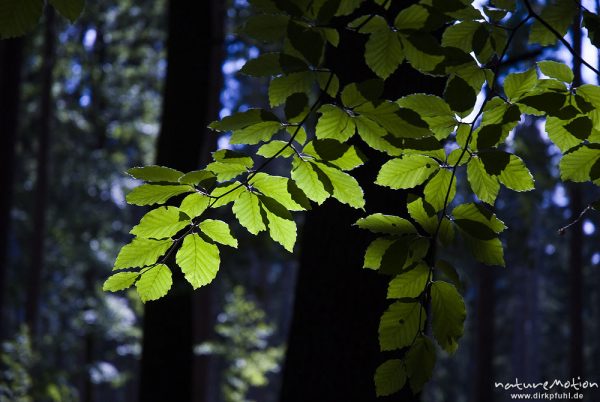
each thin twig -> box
[523,0,600,76]
[558,205,592,235]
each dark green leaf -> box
[444,75,476,114]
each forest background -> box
[1,0,600,401]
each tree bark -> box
[138,1,224,401]
[0,37,24,339]
[280,3,444,401]
[568,10,583,380]
[25,6,56,337]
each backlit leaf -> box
[176,234,220,289]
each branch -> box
[203,71,335,209]
[558,205,592,235]
[523,0,600,76]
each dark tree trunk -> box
[139,1,224,402]
[25,7,56,337]
[280,4,444,401]
[474,267,495,402]
[568,10,583,380]
[0,37,24,339]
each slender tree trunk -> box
[139,1,224,401]
[25,7,56,337]
[474,267,495,402]
[0,37,24,339]
[280,3,443,401]
[568,10,583,380]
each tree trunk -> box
[280,4,444,401]
[0,37,24,339]
[568,10,583,380]
[25,6,56,337]
[138,1,224,401]
[473,267,495,402]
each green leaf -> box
[49,0,84,22]
[244,14,290,41]
[504,68,537,101]
[136,264,172,302]
[176,233,220,289]
[559,145,600,183]
[537,60,573,83]
[435,260,462,291]
[316,71,340,98]
[529,0,576,46]
[313,162,365,209]
[126,184,193,206]
[207,150,254,181]
[424,169,455,211]
[199,219,238,248]
[442,20,480,53]
[405,336,436,393]
[251,172,310,211]
[127,166,184,183]
[565,116,593,140]
[240,53,282,77]
[396,94,456,139]
[315,105,355,142]
[465,236,505,266]
[431,281,465,353]
[303,139,367,170]
[444,75,477,115]
[336,0,364,16]
[259,196,297,252]
[379,301,425,351]
[583,11,600,48]
[0,0,43,38]
[365,27,404,79]
[341,79,383,108]
[453,203,506,234]
[179,170,217,188]
[103,272,140,292]
[257,140,296,158]
[498,154,534,191]
[357,101,430,139]
[355,213,416,235]
[179,193,210,218]
[287,21,324,65]
[387,262,429,299]
[407,196,437,234]
[210,182,244,208]
[374,360,407,397]
[394,4,429,31]
[239,52,308,77]
[467,157,500,204]
[130,207,190,239]
[363,237,395,270]
[230,121,282,145]
[233,191,267,235]
[291,158,330,204]
[268,71,314,107]
[114,239,172,270]
[209,109,279,132]
[376,155,439,189]
[401,34,445,74]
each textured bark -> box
[138,1,224,401]
[0,37,24,339]
[25,7,56,337]
[568,10,583,380]
[280,3,444,401]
